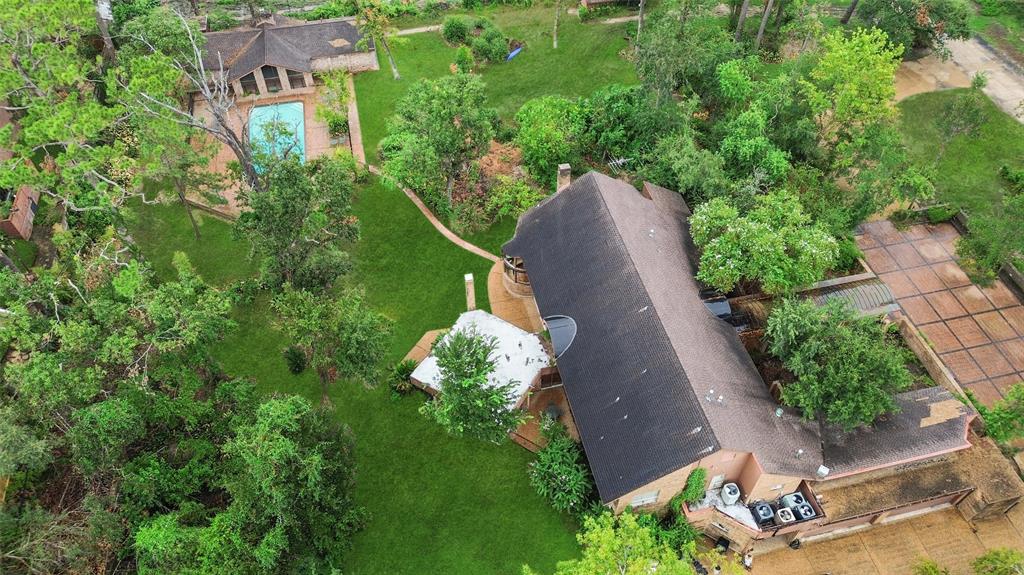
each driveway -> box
[857,221,1024,406]
[753,506,1024,575]
[895,38,1024,121]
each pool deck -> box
[192,87,338,214]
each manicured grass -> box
[463,216,518,257]
[898,89,1024,216]
[127,177,579,575]
[126,201,255,285]
[355,5,637,163]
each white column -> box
[276,66,291,91]
[253,70,268,96]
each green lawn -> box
[898,89,1024,216]
[355,5,637,163]
[127,177,578,575]
[969,4,1024,66]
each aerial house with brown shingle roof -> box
[501,171,1022,554]
[201,15,377,99]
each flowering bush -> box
[528,417,593,514]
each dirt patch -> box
[478,140,522,180]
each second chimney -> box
[556,164,571,193]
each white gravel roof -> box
[411,310,549,408]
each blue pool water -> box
[249,101,306,163]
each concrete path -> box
[601,15,638,24]
[949,38,1024,119]
[345,74,366,164]
[487,260,543,332]
[895,38,1024,121]
[396,24,441,36]
[366,165,500,263]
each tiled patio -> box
[858,221,1024,406]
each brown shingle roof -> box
[202,17,368,82]
[504,172,978,502]
[503,172,823,502]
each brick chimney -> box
[556,164,571,193]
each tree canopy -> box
[689,189,838,295]
[766,298,913,430]
[419,328,527,443]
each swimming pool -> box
[249,101,306,163]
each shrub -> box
[442,15,470,44]
[681,467,706,504]
[485,176,546,221]
[577,4,590,20]
[956,192,1024,283]
[528,417,594,514]
[515,96,587,188]
[766,298,913,430]
[926,204,958,224]
[1000,164,1024,195]
[283,345,307,374]
[973,548,1024,575]
[300,0,358,20]
[454,45,474,73]
[834,237,864,273]
[471,28,508,63]
[389,359,418,395]
[913,559,951,575]
[462,0,482,8]
[206,9,236,31]
[977,383,1024,444]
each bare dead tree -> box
[95,0,117,69]
[124,10,265,194]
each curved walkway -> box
[347,72,499,263]
[365,165,500,262]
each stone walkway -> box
[345,74,365,164]
[754,506,1024,575]
[858,221,1024,406]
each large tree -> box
[235,155,359,290]
[381,74,496,211]
[856,0,971,59]
[272,285,392,402]
[636,0,739,102]
[766,298,912,430]
[523,512,694,575]
[117,9,266,193]
[419,328,527,444]
[689,189,838,295]
[0,0,138,213]
[356,0,402,80]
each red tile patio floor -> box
[858,221,1024,406]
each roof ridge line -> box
[589,174,721,455]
